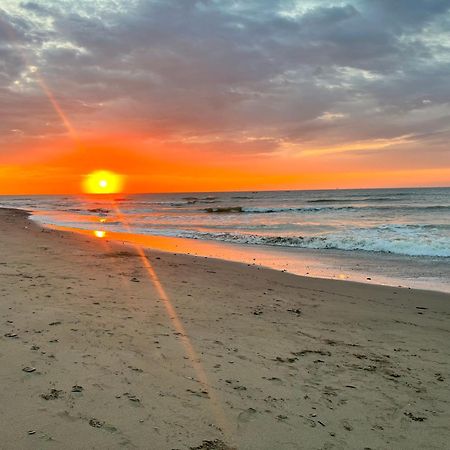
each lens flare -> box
[83,170,124,194]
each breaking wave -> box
[183,225,450,257]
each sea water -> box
[1,187,449,292]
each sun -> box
[82,170,124,194]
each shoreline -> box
[2,187,449,293]
[29,209,450,294]
[41,221,450,295]
[1,207,449,449]
[7,206,442,295]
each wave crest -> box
[186,225,450,257]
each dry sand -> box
[0,207,449,450]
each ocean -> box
[1,187,449,292]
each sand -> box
[0,207,449,450]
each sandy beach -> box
[1,207,449,450]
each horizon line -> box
[0,185,449,197]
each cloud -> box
[0,0,448,170]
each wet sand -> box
[1,207,449,449]
[40,221,450,293]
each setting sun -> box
[82,170,124,194]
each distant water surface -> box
[1,187,449,292]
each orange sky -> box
[1,132,449,194]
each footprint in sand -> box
[238,407,257,424]
[264,376,284,385]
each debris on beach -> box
[89,418,104,428]
[22,366,36,373]
[123,392,141,403]
[292,349,331,357]
[40,389,63,400]
[4,332,18,338]
[186,388,209,398]
[404,412,427,422]
[190,439,236,450]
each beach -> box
[1,207,449,449]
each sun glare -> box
[82,170,124,194]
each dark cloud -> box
[0,0,449,165]
[363,0,450,28]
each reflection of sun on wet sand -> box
[1,207,450,450]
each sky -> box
[0,0,449,194]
